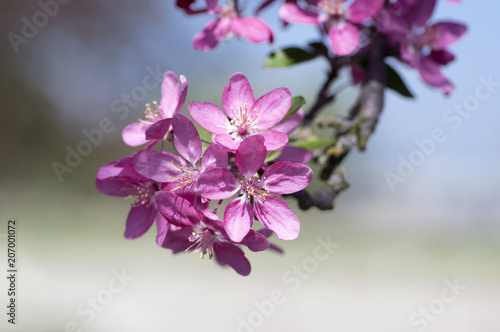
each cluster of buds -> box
[96,72,313,275]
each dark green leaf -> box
[264,47,318,68]
[282,96,306,121]
[290,139,335,150]
[386,64,414,98]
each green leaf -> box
[265,150,282,163]
[386,64,414,98]
[282,96,306,121]
[308,41,329,56]
[264,47,318,68]
[290,139,335,151]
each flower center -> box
[239,174,269,202]
[125,181,157,207]
[187,229,216,259]
[169,161,197,191]
[140,101,162,126]
[318,0,345,17]
[229,103,259,135]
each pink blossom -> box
[279,0,384,55]
[155,191,270,276]
[122,71,187,146]
[192,1,274,51]
[95,151,165,239]
[133,113,228,194]
[189,72,291,152]
[377,0,466,93]
[197,135,313,242]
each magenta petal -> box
[239,230,270,252]
[155,191,197,227]
[417,55,454,94]
[172,113,202,167]
[201,143,228,171]
[231,16,273,44]
[271,109,303,134]
[254,195,300,241]
[223,196,254,242]
[347,0,384,23]
[160,72,180,117]
[235,135,266,178]
[213,134,241,152]
[145,118,172,140]
[273,146,314,164]
[213,242,251,276]
[328,22,360,56]
[175,75,188,114]
[426,22,467,49]
[193,18,230,51]
[222,73,255,119]
[430,50,455,65]
[133,150,180,183]
[124,204,156,239]
[155,211,169,246]
[197,168,240,200]
[409,0,437,28]
[205,0,218,14]
[257,130,289,152]
[262,161,313,194]
[279,3,322,24]
[188,101,231,135]
[122,122,149,147]
[252,87,292,129]
[161,226,193,253]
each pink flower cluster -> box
[376,0,466,93]
[96,71,313,275]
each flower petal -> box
[239,230,270,252]
[252,87,292,129]
[122,122,149,147]
[416,55,454,94]
[154,191,198,227]
[175,75,188,114]
[197,168,240,200]
[144,118,172,140]
[279,3,322,24]
[254,195,300,241]
[408,0,436,28]
[173,113,202,167]
[328,21,360,56]
[133,150,180,183]
[257,130,289,152]
[213,242,251,276]
[271,109,304,134]
[201,143,228,171]
[124,204,156,239]
[235,135,266,178]
[262,161,313,194]
[213,134,241,152]
[155,211,169,246]
[231,16,273,44]
[160,71,180,117]
[223,196,254,242]
[425,22,467,50]
[188,101,231,134]
[222,73,255,119]
[347,0,384,23]
[193,18,231,51]
[273,146,313,164]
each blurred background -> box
[0,0,499,331]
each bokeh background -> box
[1,1,499,331]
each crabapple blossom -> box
[189,72,291,152]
